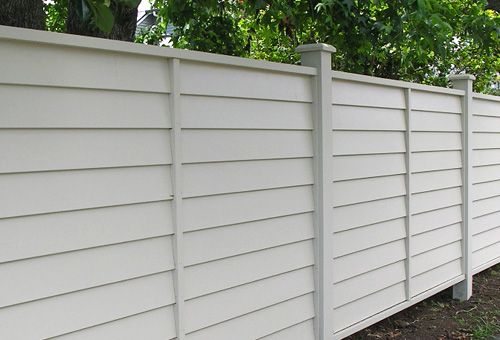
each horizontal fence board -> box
[473,180,500,201]
[0,25,317,75]
[473,93,500,102]
[184,212,313,266]
[0,40,170,92]
[411,223,462,255]
[411,132,462,152]
[411,110,462,132]
[0,201,173,263]
[331,105,405,131]
[0,129,171,173]
[472,211,500,235]
[185,293,314,340]
[333,282,406,332]
[411,241,462,277]
[259,319,315,340]
[184,267,314,333]
[51,306,177,340]
[183,158,313,198]
[185,240,314,299]
[183,186,314,232]
[411,259,462,297]
[473,115,500,132]
[473,195,500,218]
[0,272,175,340]
[473,226,500,252]
[412,151,462,173]
[333,239,406,283]
[332,175,406,207]
[0,85,171,128]
[411,90,462,114]
[0,165,172,219]
[473,98,500,117]
[332,131,406,156]
[333,196,406,232]
[331,79,406,109]
[1,237,174,306]
[182,130,313,163]
[472,242,500,269]
[474,133,500,150]
[473,164,500,183]
[181,95,312,130]
[0,237,174,308]
[412,204,462,235]
[473,149,500,167]
[411,187,462,215]
[412,169,462,194]
[333,261,406,308]
[332,153,406,181]
[333,218,406,258]
[180,61,312,102]
[331,71,464,95]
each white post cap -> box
[295,43,336,54]
[448,74,476,81]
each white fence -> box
[0,25,498,340]
[328,73,468,337]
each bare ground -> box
[347,264,500,340]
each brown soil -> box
[347,264,500,340]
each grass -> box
[455,267,500,339]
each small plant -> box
[470,312,500,339]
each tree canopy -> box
[151,0,499,94]
[1,0,498,93]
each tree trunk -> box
[67,0,138,41]
[0,0,45,30]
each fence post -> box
[449,74,475,301]
[404,88,413,301]
[169,58,187,339]
[296,44,336,340]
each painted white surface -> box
[0,26,498,340]
[471,96,500,272]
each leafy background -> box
[44,0,500,94]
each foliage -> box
[42,0,499,93]
[134,2,167,45]
[45,0,140,33]
[158,0,248,55]
[151,0,498,94]
[135,23,165,45]
[80,0,141,32]
[45,0,68,32]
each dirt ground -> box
[347,264,500,340]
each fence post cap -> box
[295,43,336,54]
[448,74,476,81]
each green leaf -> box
[93,2,114,33]
[417,0,429,11]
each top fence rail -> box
[332,70,466,96]
[0,25,317,76]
